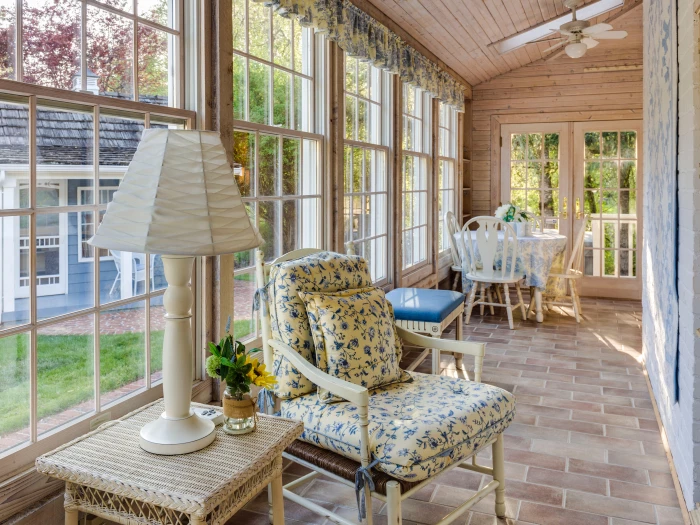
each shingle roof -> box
[0,96,168,166]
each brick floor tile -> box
[648,470,674,489]
[607,450,672,473]
[530,440,606,462]
[609,480,679,506]
[568,458,648,484]
[638,418,660,431]
[514,385,573,400]
[604,404,655,420]
[655,504,686,524]
[605,426,663,443]
[545,380,602,394]
[503,449,566,471]
[564,491,656,523]
[526,467,607,495]
[505,422,569,442]
[570,410,639,428]
[539,397,602,413]
[518,501,608,525]
[517,403,571,419]
[569,431,644,453]
[571,391,633,407]
[537,416,605,435]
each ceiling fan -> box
[543,0,628,58]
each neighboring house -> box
[0,101,167,324]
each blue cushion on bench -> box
[386,288,465,324]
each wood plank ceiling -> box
[362,0,643,88]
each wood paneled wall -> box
[470,13,643,215]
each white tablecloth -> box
[455,230,568,293]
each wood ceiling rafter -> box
[362,0,643,88]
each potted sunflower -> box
[205,325,276,435]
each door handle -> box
[575,197,582,220]
[562,197,568,219]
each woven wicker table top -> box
[36,400,302,514]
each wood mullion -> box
[392,74,403,286]
[329,41,344,253]
[431,97,439,285]
[28,95,37,444]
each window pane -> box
[87,6,133,100]
[149,254,165,292]
[585,132,600,159]
[149,295,164,384]
[233,272,256,341]
[22,0,80,90]
[511,134,526,161]
[0,98,30,210]
[137,0,174,28]
[345,94,355,140]
[544,133,559,159]
[233,55,246,120]
[137,25,170,105]
[585,162,600,188]
[258,200,279,261]
[602,161,618,188]
[232,0,246,52]
[248,1,270,60]
[621,131,637,159]
[602,131,618,158]
[233,130,255,197]
[37,316,94,437]
[282,200,298,253]
[346,56,357,93]
[527,133,542,160]
[249,60,270,125]
[99,250,147,305]
[357,99,368,142]
[258,134,278,196]
[273,15,292,68]
[234,204,255,271]
[0,0,16,80]
[100,300,145,406]
[0,331,30,453]
[358,61,369,98]
[99,113,144,193]
[1,216,29,329]
[621,160,636,189]
[282,137,300,195]
[273,68,291,128]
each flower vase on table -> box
[495,203,530,237]
[206,319,277,435]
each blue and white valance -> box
[253,0,466,111]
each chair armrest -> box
[268,340,369,407]
[395,326,485,358]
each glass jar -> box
[222,387,256,435]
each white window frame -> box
[401,84,432,272]
[77,186,119,263]
[231,1,324,345]
[342,55,392,285]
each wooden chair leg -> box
[570,281,581,323]
[479,283,485,316]
[486,286,495,315]
[386,480,402,524]
[572,281,583,320]
[495,285,503,304]
[465,283,478,325]
[454,312,464,370]
[515,285,527,320]
[503,284,514,330]
[452,272,459,291]
[493,434,506,518]
[526,286,535,318]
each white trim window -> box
[77,186,118,262]
[0,0,183,107]
[231,0,323,343]
[401,84,432,270]
[343,56,391,284]
[437,102,457,254]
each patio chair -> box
[458,216,527,330]
[255,249,516,525]
[444,211,463,290]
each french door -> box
[501,121,643,299]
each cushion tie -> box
[256,387,276,415]
[354,458,380,521]
[252,282,270,316]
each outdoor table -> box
[455,229,568,322]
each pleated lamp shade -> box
[89,129,263,256]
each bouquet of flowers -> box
[495,203,529,223]
[205,330,276,400]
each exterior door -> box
[573,121,643,299]
[500,123,571,237]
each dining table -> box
[454,229,568,322]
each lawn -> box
[0,319,254,435]
[0,330,164,435]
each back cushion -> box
[268,251,373,399]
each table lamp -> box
[90,130,263,455]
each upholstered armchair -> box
[254,249,515,525]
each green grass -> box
[0,331,164,435]
[232,318,255,342]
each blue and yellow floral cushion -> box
[280,372,516,482]
[268,251,373,399]
[299,287,411,403]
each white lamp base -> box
[140,410,216,455]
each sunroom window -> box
[231,0,322,343]
[343,56,391,285]
[437,102,457,254]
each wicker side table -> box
[36,400,302,525]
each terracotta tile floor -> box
[228,296,685,525]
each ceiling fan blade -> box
[583,23,613,35]
[582,37,599,49]
[593,30,628,39]
[543,40,568,54]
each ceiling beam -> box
[488,0,624,55]
[347,0,473,99]
[542,0,643,62]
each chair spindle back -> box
[459,216,518,280]
[444,211,461,268]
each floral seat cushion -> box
[280,372,516,482]
[267,251,373,399]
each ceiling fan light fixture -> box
[565,42,588,58]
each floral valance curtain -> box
[253,0,466,111]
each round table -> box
[455,229,568,322]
